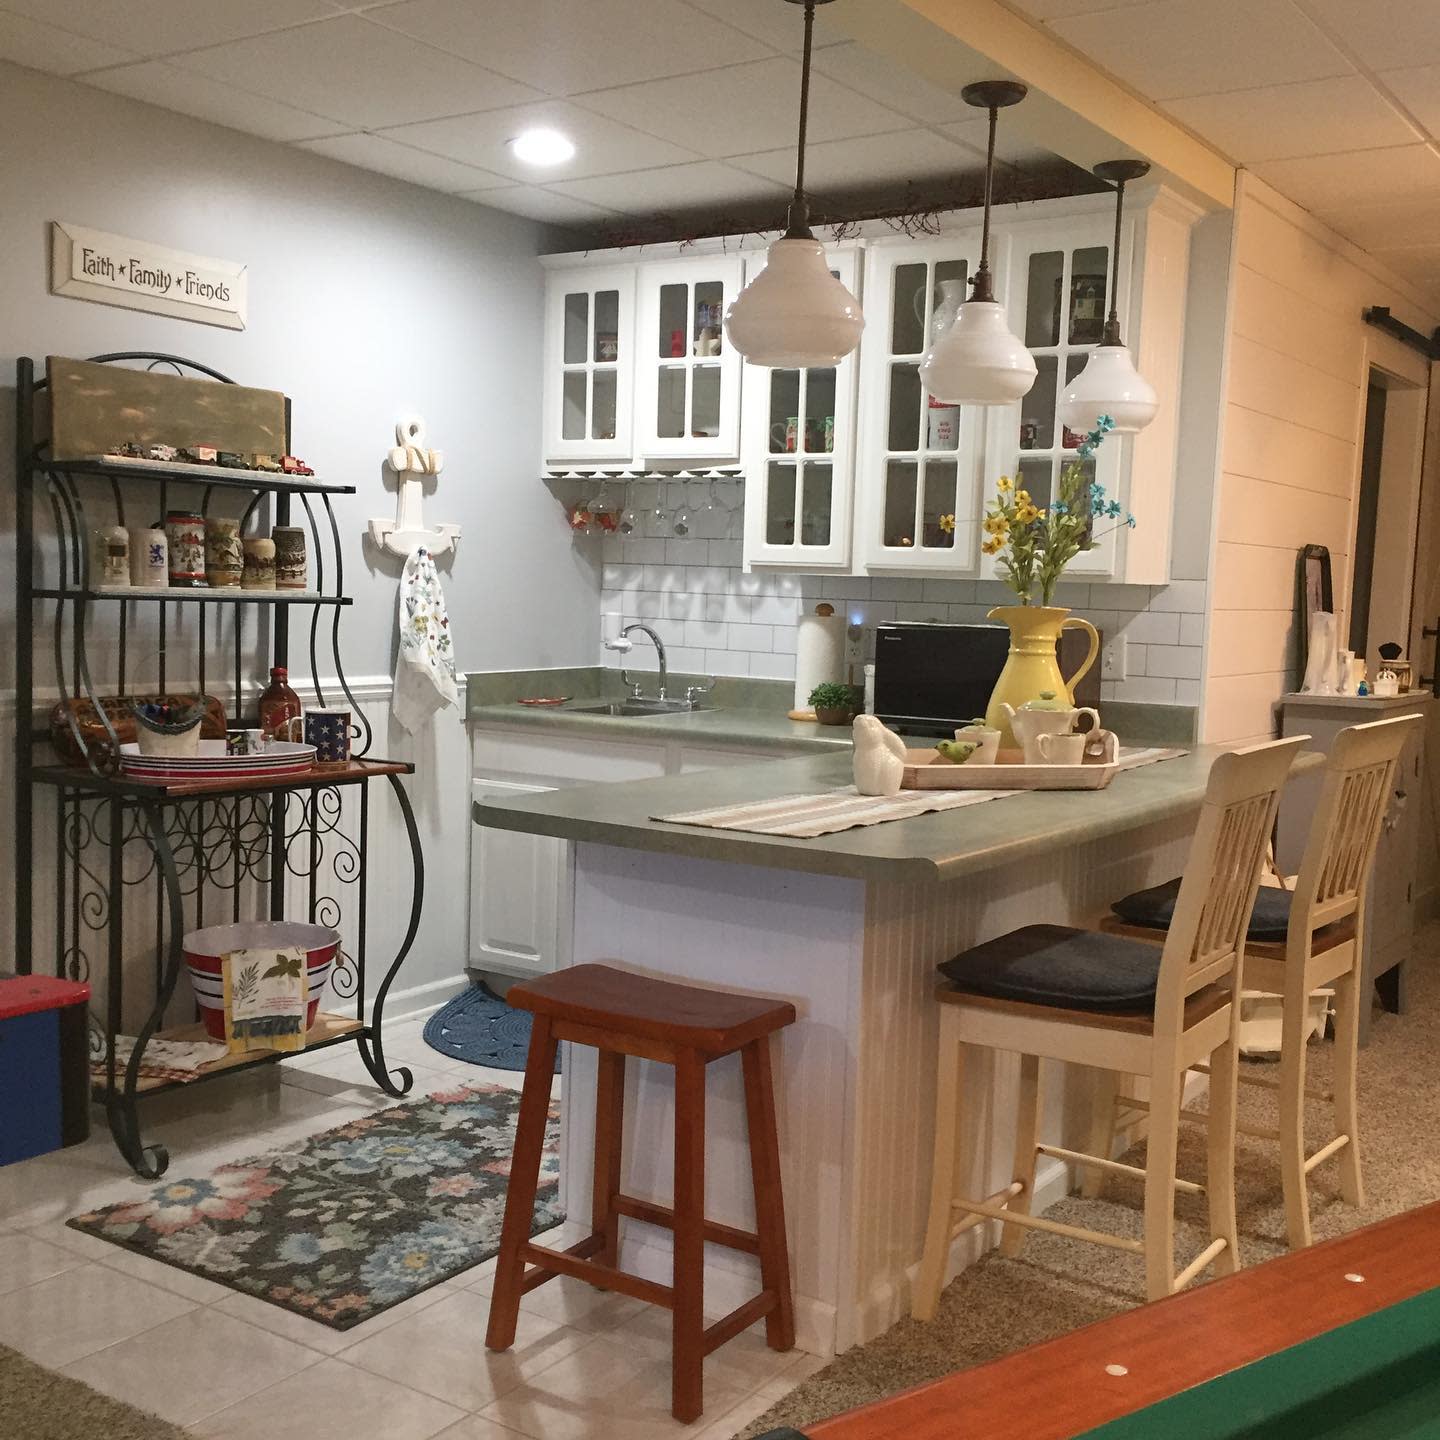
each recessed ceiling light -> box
[510,128,575,167]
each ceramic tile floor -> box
[0,1015,824,1440]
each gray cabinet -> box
[1277,691,1431,1042]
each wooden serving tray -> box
[901,739,1121,792]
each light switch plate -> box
[1102,636,1127,681]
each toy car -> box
[251,453,281,473]
[175,446,218,465]
[216,451,248,468]
[280,455,314,476]
[147,444,178,463]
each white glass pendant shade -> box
[1057,345,1158,434]
[724,236,864,368]
[920,299,1036,406]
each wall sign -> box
[50,221,248,330]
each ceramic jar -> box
[165,512,206,587]
[204,517,243,588]
[130,526,168,588]
[272,526,307,591]
[242,536,276,590]
[88,526,130,588]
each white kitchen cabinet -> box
[634,253,745,464]
[852,231,987,573]
[542,262,636,465]
[469,778,567,978]
[741,245,862,571]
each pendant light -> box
[723,0,864,368]
[920,81,1036,406]
[1058,159,1158,434]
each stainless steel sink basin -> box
[566,699,711,717]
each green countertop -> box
[473,745,1312,884]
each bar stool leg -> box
[913,1007,965,1322]
[592,1050,626,1273]
[1000,1053,1041,1258]
[1331,965,1366,1209]
[486,1015,559,1352]
[742,1037,795,1351]
[1082,1069,1120,1200]
[1277,992,1313,1249]
[672,1049,707,1423]
[1205,1029,1242,1276]
[1142,1058,1182,1301]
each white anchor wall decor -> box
[368,415,461,559]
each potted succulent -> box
[809,681,860,727]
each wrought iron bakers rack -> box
[13,353,424,1177]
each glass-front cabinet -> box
[741,246,861,570]
[634,254,744,464]
[541,263,636,465]
[853,233,985,572]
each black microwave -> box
[872,622,1102,737]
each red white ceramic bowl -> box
[183,920,340,1040]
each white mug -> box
[1035,732,1086,766]
[954,724,999,765]
[926,398,959,450]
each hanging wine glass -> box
[617,481,639,536]
[698,478,727,539]
[646,480,670,538]
[593,479,617,534]
[672,478,696,537]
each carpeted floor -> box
[1,1342,198,1440]
[739,925,1440,1439]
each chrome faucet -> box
[605,622,668,700]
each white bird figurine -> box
[852,714,908,797]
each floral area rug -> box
[68,1083,562,1330]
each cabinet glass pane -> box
[1022,356,1058,451]
[888,363,922,452]
[1017,456,1054,512]
[922,461,957,549]
[1024,251,1064,348]
[657,365,686,438]
[562,372,587,440]
[930,259,968,352]
[692,365,721,439]
[801,463,833,546]
[769,370,801,452]
[805,368,837,453]
[1069,247,1108,345]
[892,263,928,354]
[594,289,620,362]
[659,283,688,358]
[884,461,918,548]
[923,396,960,453]
[592,370,617,441]
[1059,353,1087,450]
[695,280,723,354]
[563,292,589,365]
[766,463,797,545]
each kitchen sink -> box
[566,699,711,717]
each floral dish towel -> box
[393,545,458,733]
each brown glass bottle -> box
[257,665,301,742]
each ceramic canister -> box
[242,537,276,590]
[204,516,243,587]
[88,526,130,588]
[165,512,206,586]
[130,526,168,588]
[272,526,307,591]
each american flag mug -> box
[303,709,351,766]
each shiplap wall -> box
[1206,173,1439,745]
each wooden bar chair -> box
[485,963,796,1424]
[912,737,1305,1318]
[1096,715,1419,1249]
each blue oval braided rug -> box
[423,981,561,1072]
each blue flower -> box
[1052,501,1069,515]
[1105,499,1123,519]
[313,1134,471,1179]
[1126,513,1137,528]
[359,1220,475,1302]
[278,1232,327,1265]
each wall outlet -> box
[1102,636,1127,681]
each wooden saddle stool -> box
[485,963,797,1423]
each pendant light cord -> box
[970,104,998,304]
[1103,177,1126,346]
[785,0,816,239]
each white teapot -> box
[999,691,1101,756]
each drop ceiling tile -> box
[679,0,845,52]
[299,132,509,192]
[166,15,544,129]
[82,62,342,141]
[1311,193,1440,252]
[365,0,772,96]
[1002,0,1157,16]
[1378,65,1440,139]
[382,100,699,180]
[1252,143,1440,213]
[1299,0,1440,71]
[732,129,982,194]
[809,42,975,126]
[0,10,136,74]
[1050,0,1353,100]
[1166,76,1420,163]
[0,0,343,53]
[934,118,1056,167]
[577,57,908,158]
[464,185,621,224]
[548,161,786,215]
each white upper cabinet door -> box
[740,245,862,571]
[853,231,988,573]
[634,254,745,465]
[542,263,637,466]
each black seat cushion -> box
[937,924,1163,1013]
[1112,877,1292,941]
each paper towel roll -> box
[794,605,847,711]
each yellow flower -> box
[983,513,1009,536]
[1014,489,1031,507]
[938,513,956,534]
[996,475,1013,492]
[1016,502,1040,524]
[981,536,1002,555]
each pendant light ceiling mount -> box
[957,81,1027,306]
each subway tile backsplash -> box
[598,534,1207,705]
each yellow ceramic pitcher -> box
[984,606,1100,747]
